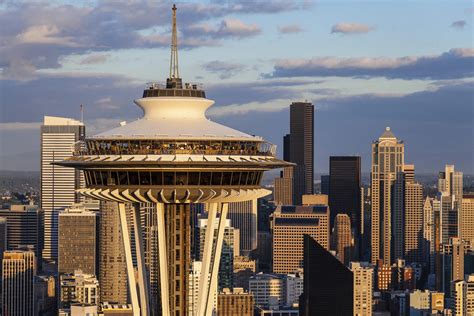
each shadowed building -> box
[329,156,361,245]
[299,235,353,315]
[289,102,314,203]
[403,166,424,264]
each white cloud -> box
[15,24,79,46]
[208,99,290,116]
[331,22,375,34]
[278,24,304,34]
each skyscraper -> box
[55,5,288,315]
[461,195,474,244]
[371,127,404,265]
[329,156,361,238]
[99,201,129,305]
[453,274,474,316]
[41,115,84,261]
[404,166,424,264]
[0,205,43,260]
[273,167,294,205]
[334,213,352,265]
[58,205,99,275]
[0,218,6,262]
[228,199,258,256]
[438,165,463,199]
[299,235,353,315]
[271,205,329,274]
[289,102,314,203]
[351,262,374,316]
[2,249,36,316]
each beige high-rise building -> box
[99,201,129,304]
[461,195,474,243]
[302,194,328,206]
[404,178,424,264]
[58,205,98,275]
[453,274,474,316]
[438,164,463,200]
[334,213,352,265]
[60,270,99,309]
[271,204,329,274]
[217,287,254,316]
[274,167,294,205]
[371,127,404,265]
[423,197,435,273]
[351,262,373,316]
[2,249,36,316]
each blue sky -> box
[0,0,472,174]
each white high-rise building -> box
[41,116,84,260]
[351,262,373,316]
[188,261,217,315]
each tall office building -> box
[289,102,314,203]
[41,115,85,261]
[404,168,424,264]
[271,205,329,274]
[188,261,217,315]
[320,175,330,195]
[461,195,474,243]
[273,167,294,205]
[196,217,237,290]
[371,127,404,265]
[351,262,373,316]
[58,205,99,275]
[99,201,129,304]
[329,156,361,237]
[2,249,36,316]
[56,6,288,315]
[228,199,258,255]
[59,270,99,309]
[0,205,43,260]
[217,288,254,316]
[334,213,352,265]
[299,235,353,315]
[249,273,285,308]
[438,193,459,244]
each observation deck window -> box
[83,170,262,188]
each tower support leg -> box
[205,202,229,316]
[132,203,150,316]
[156,203,170,316]
[118,203,140,316]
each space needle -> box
[56,5,290,316]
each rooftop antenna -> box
[80,104,84,123]
[170,4,179,79]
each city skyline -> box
[0,0,472,173]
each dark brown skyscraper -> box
[289,102,314,204]
[329,156,361,246]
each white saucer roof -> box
[91,96,261,141]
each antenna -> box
[80,104,84,123]
[169,4,179,79]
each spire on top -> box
[169,4,179,78]
[166,4,182,89]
